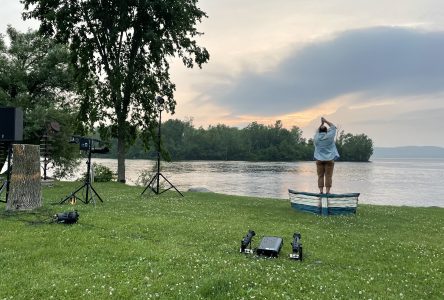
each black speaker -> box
[0,107,23,141]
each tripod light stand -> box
[141,96,184,197]
[59,137,106,204]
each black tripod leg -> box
[85,182,90,204]
[141,173,159,195]
[159,173,184,197]
[89,184,104,202]
[59,183,88,204]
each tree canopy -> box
[0,26,80,177]
[22,0,210,182]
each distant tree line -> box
[97,119,374,162]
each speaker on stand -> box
[0,107,23,203]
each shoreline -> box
[45,180,444,209]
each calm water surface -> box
[87,158,444,207]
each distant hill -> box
[372,146,444,159]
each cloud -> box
[352,107,444,147]
[204,26,444,116]
[300,100,444,147]
[0,2,40,36]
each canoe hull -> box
[289,189,359,216]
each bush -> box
[88,163,115,182]
[135,169,155,187]
[135,163,165,189]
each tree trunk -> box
[117,134,126,183]
[7,144,42,211]
[115,89,128,183]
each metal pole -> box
[43,135,48,180]
[156,110,162,194]
[85,140,92,203]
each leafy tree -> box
[203,124,236,160]
[336,131,374,162]
[290,126,311,160]
[23,0,210,182]
[242,122,268,160]
[0,27,80,177]
[161,118,194,159]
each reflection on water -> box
[75,158,444,207]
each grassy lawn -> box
[0,181,443,299]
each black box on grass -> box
[256,236,283,257]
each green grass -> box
[1,181,443,299]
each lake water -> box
[81,158,444,208]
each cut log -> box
[6,144,42,210]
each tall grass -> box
[0,181,443,299]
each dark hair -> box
[319,126,327,133]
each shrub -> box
[135,163,165,189]
[83,163,116,182]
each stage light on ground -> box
[240,230,255,254]
[54,211,79,224]
[289,232,303,261]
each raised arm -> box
[321,117,335,128]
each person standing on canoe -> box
[314,117,339,194]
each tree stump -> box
[6,144,42,210]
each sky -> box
[2,0,444,147]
